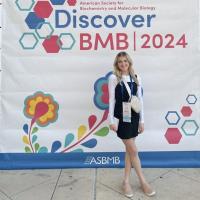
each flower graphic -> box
[22,73,112,153]
[93,72,112,110]
[24,91,59,127]
[23,92,59,153]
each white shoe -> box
[145,190,156,197]
[124,193,133,198]
[122,182,133,198]
[142,183,156,197]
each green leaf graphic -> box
[34,143,40,152]
[32,127,38,134]
[25,146,31,153]
[94,127,109,137]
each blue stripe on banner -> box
[0,151,200,169]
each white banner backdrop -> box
[0,0,200,168]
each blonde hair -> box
[113,52,139,85]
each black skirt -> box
[116,112,140,139]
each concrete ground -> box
[0,168,200,200]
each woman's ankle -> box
[123,180,130,185]
[139,178,148,186]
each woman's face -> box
[117,56,130,73]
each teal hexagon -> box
[35,22,54,39]
[58,33,76,50]
[19,33,38,49]
[181,120,199,136]
[15,0,35,11]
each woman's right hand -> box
[109,124,117,132]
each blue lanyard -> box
[121,74,133,100]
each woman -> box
[108,52,156,197]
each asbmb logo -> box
[84,156,121,165]
[16,0,77,53]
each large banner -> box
[0,0,200,169]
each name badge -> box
[122,102,131,122]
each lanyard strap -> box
[121,74,133,101]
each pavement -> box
[0,168,200,200]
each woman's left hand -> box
[138,122,144,133]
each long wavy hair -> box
[113,51,139,85]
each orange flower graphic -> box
[24,92,59,127]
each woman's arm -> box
[108,74,117,125]
[137,75,144,123]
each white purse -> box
[123,79,141,113]
[130,95,141,113]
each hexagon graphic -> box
[15,0,35,11]
[186,94,197,104]
[165,128,182,144]
[35,22,54,39]
[19,33,38,49]
[25,12,45,29]
[34,1,53,18]
[181,106,192,117]
[67,0,77,6]
[181,120,199,136]
[42,35,62,53]
[58,33,75,50]
[50,0,66,5]
[165,111,181,125]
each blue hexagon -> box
[186,94,197,104]
[181,120,199,136]
[35,22,54,39]
[165,111,181,125]
[50,0,66,5]
[25,12,45,29]
[15,0,35,11]
[19,33,38,49]
[58,33,76,50]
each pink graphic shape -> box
[34,1,53,18]
[165,128,182,144]
[101,83,109,104]
[67,0,77,6]
[31,102,49,126]
[88,115,97,129]
[42,35,62,53]
[181,106,192,117]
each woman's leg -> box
[122,138,155,195]
[122,149,133,196]
[122,138,146,184]
[124,149,132,183]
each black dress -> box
[114,79,140,139]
